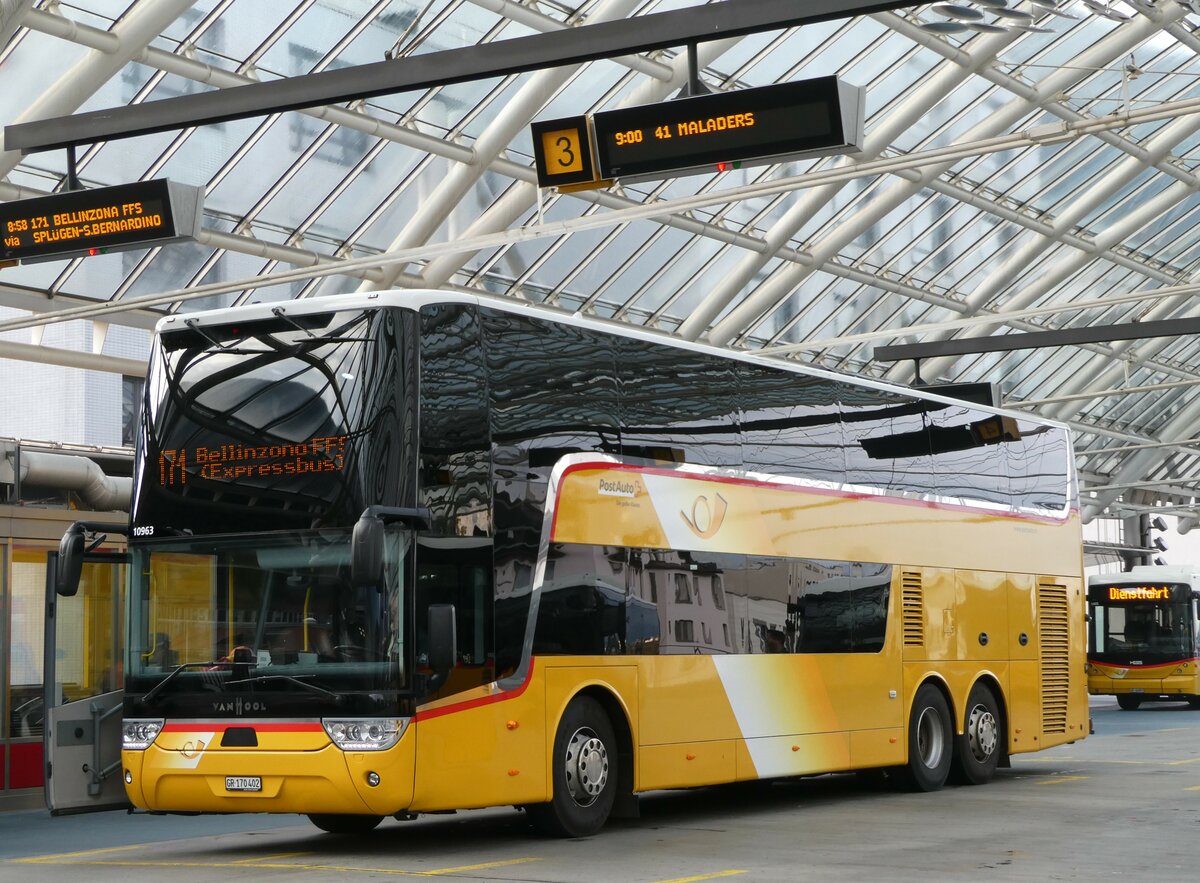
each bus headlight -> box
[123,719,164,750]
[322,718,408,751]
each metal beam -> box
[4,0,920,154]
[874,316,1200,363]
[0,340,146,377]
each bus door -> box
[43,549,130,815]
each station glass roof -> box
[2,0,1200,531]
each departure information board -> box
[0,178,204,263]
[591,77,864,182]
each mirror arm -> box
[359,506,431,530]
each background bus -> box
[51,291,1088,837]
[1087,566,1200,710]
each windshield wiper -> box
[141,661,223,707]
[225,674,342,702]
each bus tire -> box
[1116,695,1142,711]
[899,683,953,792]
[307,813,383,834]
[953,682,1002,786]
[529,696,617,837]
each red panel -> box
[0,744,6,789]
[9,742,44,789]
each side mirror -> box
[427,604,457,691]
[350,512,384,587]
[56,523,86,597]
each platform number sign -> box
[531,115,598,189]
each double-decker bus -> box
[52,291,1088,836]
[1087,566,1200,710]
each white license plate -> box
[225,776,262,792]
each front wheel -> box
[953,682,1002,786]
[898,683,953,792]
[307,813,383,834]
[529,696,617,837]
[1116,695,1142,711]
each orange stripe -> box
[414,659,536,723]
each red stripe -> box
[1088,657,1198,671]
[161,722,324,733]
[414,658,536,723]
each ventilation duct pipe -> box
[10,450,131,511]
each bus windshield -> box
[125,527,410,718]
[1090,597,1195,665]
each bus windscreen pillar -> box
[0,179,204,263]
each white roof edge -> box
[1089,566,1200,585]
[155,289,1070,431]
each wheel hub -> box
[564,727,609,806]
[915,706,945,768]
[967,703,998,762]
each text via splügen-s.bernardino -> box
[158,435,348,485]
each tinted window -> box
[739,362,845,487]
[628,549,742,654]
[926,403,1011,510]
[133,306,418,534]
[742,556,793,652]
[419,304,491,536]
[533,544,626,655]
[481,309,618,482]
[1006,419,1070,516]
[794,560,891,653]
[841,388,936,500]
[617,338,740,467]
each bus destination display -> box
[0,178,204,263]
[592,77,864,182]
[1102,584,1174,602]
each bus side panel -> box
[905,567,956,662]
[1008,573,1037,661]
[955,570,1008,662]
[409,676,547,812]
[637,656,741,746]
[1007,659,1044,753]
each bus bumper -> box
[122,728,416,816]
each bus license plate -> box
[225,776,262,792]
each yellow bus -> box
[1087,566,1200,710]
[55,291,1088,836]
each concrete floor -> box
[1,695,1195,882]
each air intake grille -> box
[1038,582,1070,735]
[901,570,924,647]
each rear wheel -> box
[898,683,953,792]
[307,813,383,834]
[953,682,1002,786]
[529,696,617,837]
[1116,695,1142,711]
[1186,697,1200,709]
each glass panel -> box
[126,528,409,716]
[8,549,45,738]
[533,544,626,656]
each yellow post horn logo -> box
[681,493,728,539]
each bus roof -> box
[1090,565,1200,586]
[154,289,1071,431]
